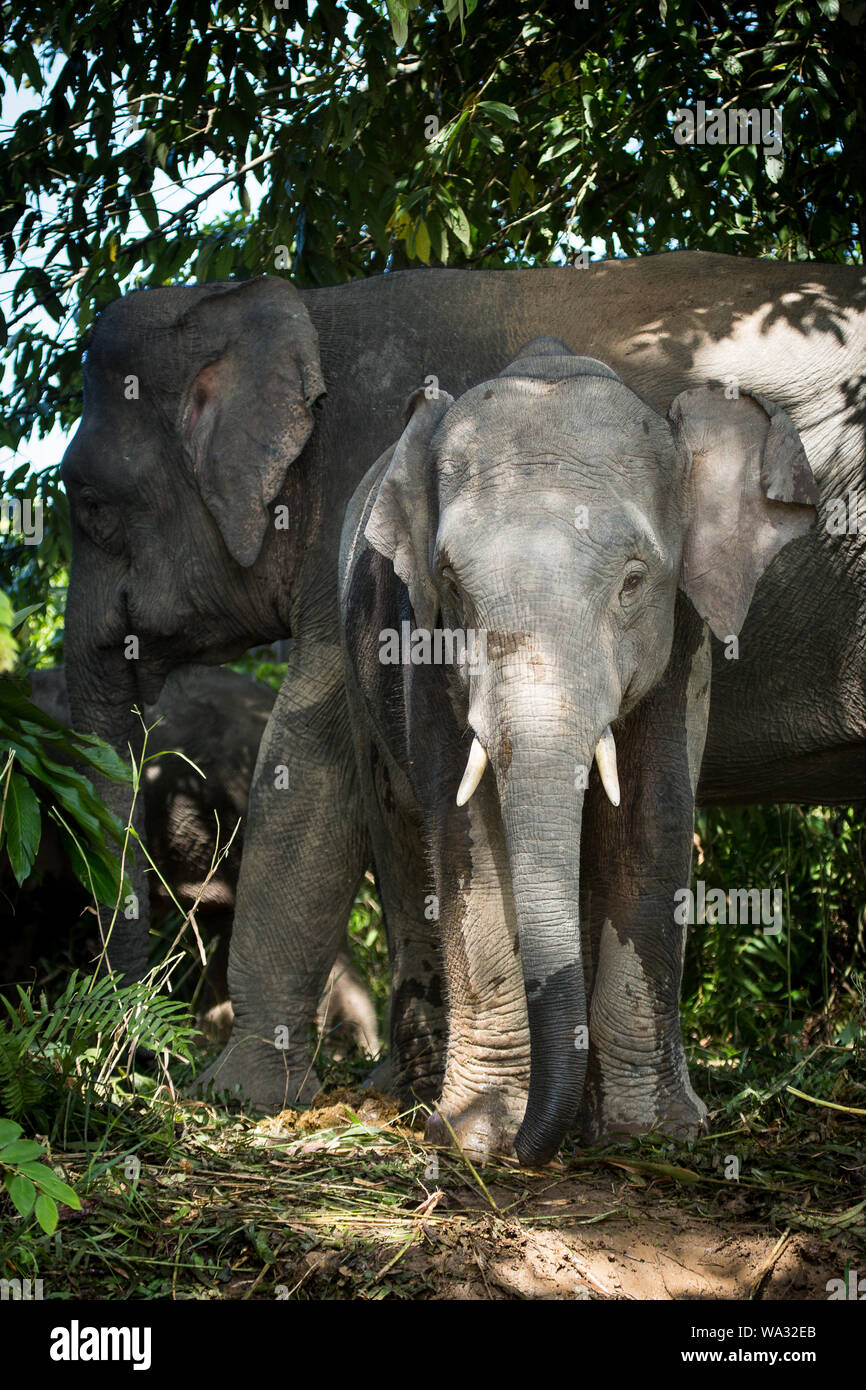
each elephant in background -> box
[340,341,817,1164]
[0,664,378,1058]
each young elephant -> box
[340,339,818,1167]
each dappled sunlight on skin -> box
[586,253,866,355]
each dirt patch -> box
[394,1176,846,1300]
[243,1088,861,1301]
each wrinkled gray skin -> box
[4,665,377,1056]
[340,341,817,1166]
[62,253,865,1129]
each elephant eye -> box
[619,563,647,606]
[440,565,457,595]
[440,567,464,616]
[77,487,123,552]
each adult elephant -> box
[2,665,378,1056]
[339,341,817,1166]
[62,254,865,1128]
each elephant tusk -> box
[456,736,489,806]
[594,725,620,807]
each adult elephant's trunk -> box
[484,687,608,1166]
[64,575,150,983]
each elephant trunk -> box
[487,690,604,1166]
[64,574,150,982]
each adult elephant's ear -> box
[669,387,820,639]
[364,388,454,629]
[178,277,325,567]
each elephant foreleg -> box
[424,765,531,1162]
[581,598,711,1144]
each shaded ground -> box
[238,1091,863,1301]
[17,1082,862,1302]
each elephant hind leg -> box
[315,945,380,1059]
[356,733,447,1103]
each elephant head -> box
[361,338,818,1165]
[60,276,325,977]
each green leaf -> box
[235,70,258,118]
[12,266,53,310]
[60,735,131,784]
[386,0,417,49]
[34,1190,58,1234]
[5,1172,36,1218]
[442,203,472,253]
[801,86,831,121]
[0,1119,23,1146]
[426,213,449,264]
[19,46,44,92]
[134,192,160,233]
[10,603,44,628]
[18,1161,81,1208]
[58,823,125,908]
[2,685,130,783]
[476,101,519,126]
[7,741,124,844]
[0,1138,45,1163]
[606,1157,701,1184]
[509,166,524,213]
[2,770,42,884]
[409,218,431,263]
[472,126,504,156]
[538,136,582,167]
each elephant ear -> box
[670,387,820,639]
[363,388,454,629]
[178,277,325,568]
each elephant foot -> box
[581,1069,708,1145]
[191,1033,321,1112]
[424,1079,526,1166]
